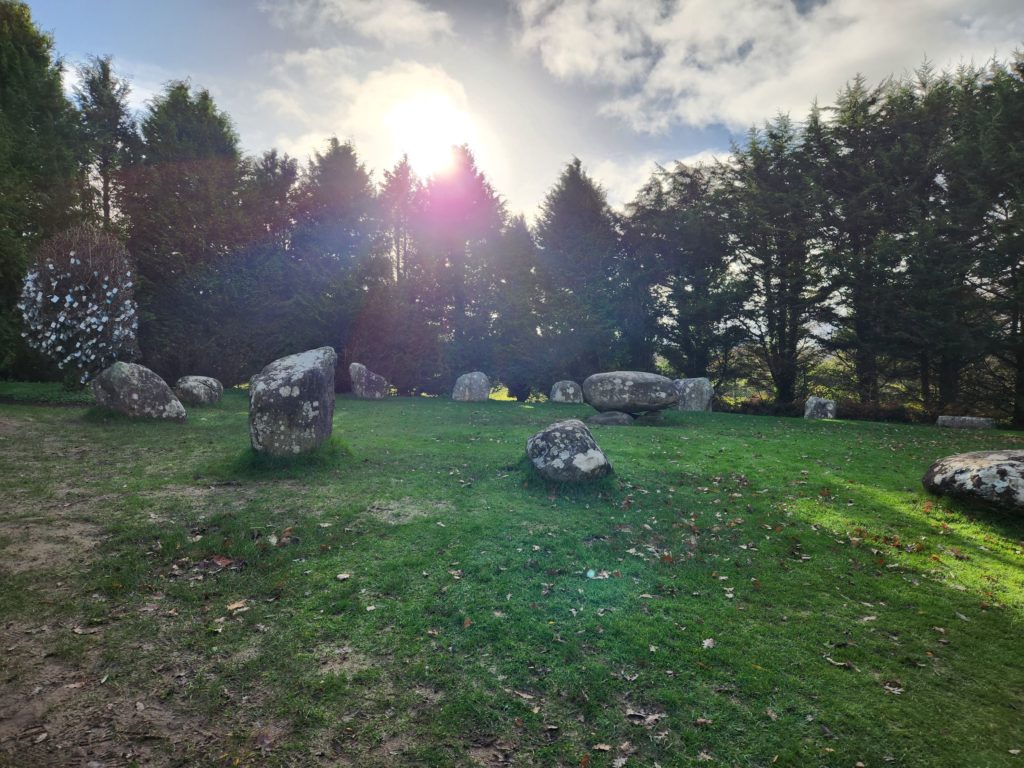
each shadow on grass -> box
[203,435,352,482]
[515,455,621,501]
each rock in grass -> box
[452,371,490,402]
[527,419,612,482]
[675,377,713,412]
[175,375,223,406]
[349,362,389,400]
[922,450,1024,509]
[249,347,336,456]
[804,396,836,420]
[550,380,583,403]
[936,415,995,429]
[588,411,634,426]
[582,371,679,414]
[92,362,186,421]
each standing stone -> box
[582,371,679,414]
[92,362,186,421]
[922,450,1024,509]
[249,347,336,456]
[452,372,490,402]
[550,380,583,403]
[349,362,389,400]
[675,377,714,412]
[588,411,634,426]
[526,419,612,482]
[804,396,837,420]
[936,415,995,429]
[175,375,223,406]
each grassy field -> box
[0,389,1022,767]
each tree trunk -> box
[937,355,961,410]
[1014,346,1024,429]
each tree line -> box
[2,2,1022,423]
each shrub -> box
[17,226,138,383]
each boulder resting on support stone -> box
[582,371,679,414]
[349,362,389,400]
[527,419,612,482]
[249,347,336,456]
[922,450,1024,509]
[92,362,186,421]
[550,380,583,403]
[453,372,490,402]
[804,396,836,420]
[175,375,223,406]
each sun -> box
[384,91,477,178]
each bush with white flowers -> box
[18,226,139,383]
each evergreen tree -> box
[74,55,138,230]
[0,0,80,375]
[379,155,422,285]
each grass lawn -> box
[0,390,1022,767]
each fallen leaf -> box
[72,626,100,635]
[702,638,715,649]
[695,717,713,726]
[463,616,473,628]
[226,600,247,612]
[335,573,351,581]
[593,744,612,752]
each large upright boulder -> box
[249,347,336,456]
[582,372,679,414]
[804,396,836,420]
[175,375,223,406]
[452,372,490,402]
[349,362,389,400]
[526,419,612,483]
[550,380,583,403]
[922,450,1024,510]
[92,362,186,421]
[675,378,714,412]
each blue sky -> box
[27,0,1024,218]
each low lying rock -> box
[526,419,612,482]
[582,371,679,413]
[175,375,223,406]
[453,371,490,402]
[936,415,995,429]
[349,362,389,400]
[588,411,634,426]
[92,362,186,421]
[804,396,836,420]
[550,380,583,403]
[922,450,1024,509]
[675,377,713,412]
[249,347,336,456]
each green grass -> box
[1,390,1022,767]
[0,379,93,406]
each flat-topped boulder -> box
[527,419,612,482]
[582,371,679,414]
[249,347,336,456]
[937,415,995,429]
[675,377,714,412]
[550,380,583,403]
[175,375,223,406]
[922,450,1024,509]
[804,396,836,420]
[92,362,186,421]
[588,411,634,426]
[453,371,490,402]
[349,362,389,400]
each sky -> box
[26,0,1024,219]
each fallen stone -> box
[936,415,995,429]
[452,371,490,402]
[582,371,679,414]
[92,362,186,421]
[922,450,1024,509]
[675,377,714,412]
[526,419,612,482]
[249,347,336,456]
[174,375,223,406]
[804,396,836,420]
[550,380,583,403]
[349,362,389,400]
[587,411,634,426]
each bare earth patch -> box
[365,497,452,525]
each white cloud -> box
[261,0,453,47]
[589,155,662,209]
[515,0,1024,131]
